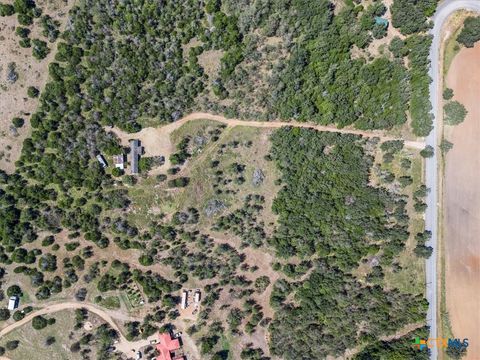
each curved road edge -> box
[427,2,480,359]
[0,301,156,357]
[0,301,132,340]
[132,111,426,149]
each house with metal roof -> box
[130,139,140,175]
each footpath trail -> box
[0,301,155,357]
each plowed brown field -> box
[444,41,480,359]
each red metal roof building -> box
[156,332,184,360]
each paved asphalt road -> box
[427,1,480,359]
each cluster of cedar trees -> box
[0,0,443,358]
[266,128,429,359]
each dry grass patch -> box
[198,49,223,80]
[0,309,104,360]
[442,10,476,76]
[0,0,74,173]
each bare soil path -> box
[0,301,156,358]
[444,41,480,359]
[108,112,425,169]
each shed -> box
[113,154,125,170]
[96,154,108,168]
[375,16,389,27]
[181,290,188,310]
[8,295,18,311]
[194,289,201,303]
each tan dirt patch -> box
[198,49,223,80]
[444,41,480,360]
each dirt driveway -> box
[444,41,480,359]
[108,112,425,170]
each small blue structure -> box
[375,17,389,28]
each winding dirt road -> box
[0,301,155,357]
[158,112,425,149]
[109,112,425,170]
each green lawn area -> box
[95,295,121,310]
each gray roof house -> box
[130,139,140,175]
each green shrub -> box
[138,254,153,266]
[123,175,137,186]
[13,0,35,14]
[414,244,433,258]
[457,16,480,48]
[27,86,39,98]
[444,100,467,125]
[391,0,436,35]
[65,242,80,251]
[380,140,404,153]
[0,4,15,16]
[5,340,19,350]
[420,145,434,158]
[32,39,49,60]
[138,157,154,173]
[111,167,124,177]
[7,285,22,297]
[440,139,453,154]
[167,177,189,188]
[32,315,48,330]
[398,176,413,187]
[15,26,30,38]
[0,308,10,321]
[19,37,31,48]
[167,167,180,175]
[443,88,454,100]
[17,13,32,25]
[12,117,25,128]
[41,236,55,247]
[13,311,25,321]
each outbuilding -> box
[8,295,18,311]
[194,289,201,303]
[181,290,188,310]
[96,154,108,168]
[113,154,125,170]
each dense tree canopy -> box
[457,16,480,48]
[267,128,427,358]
